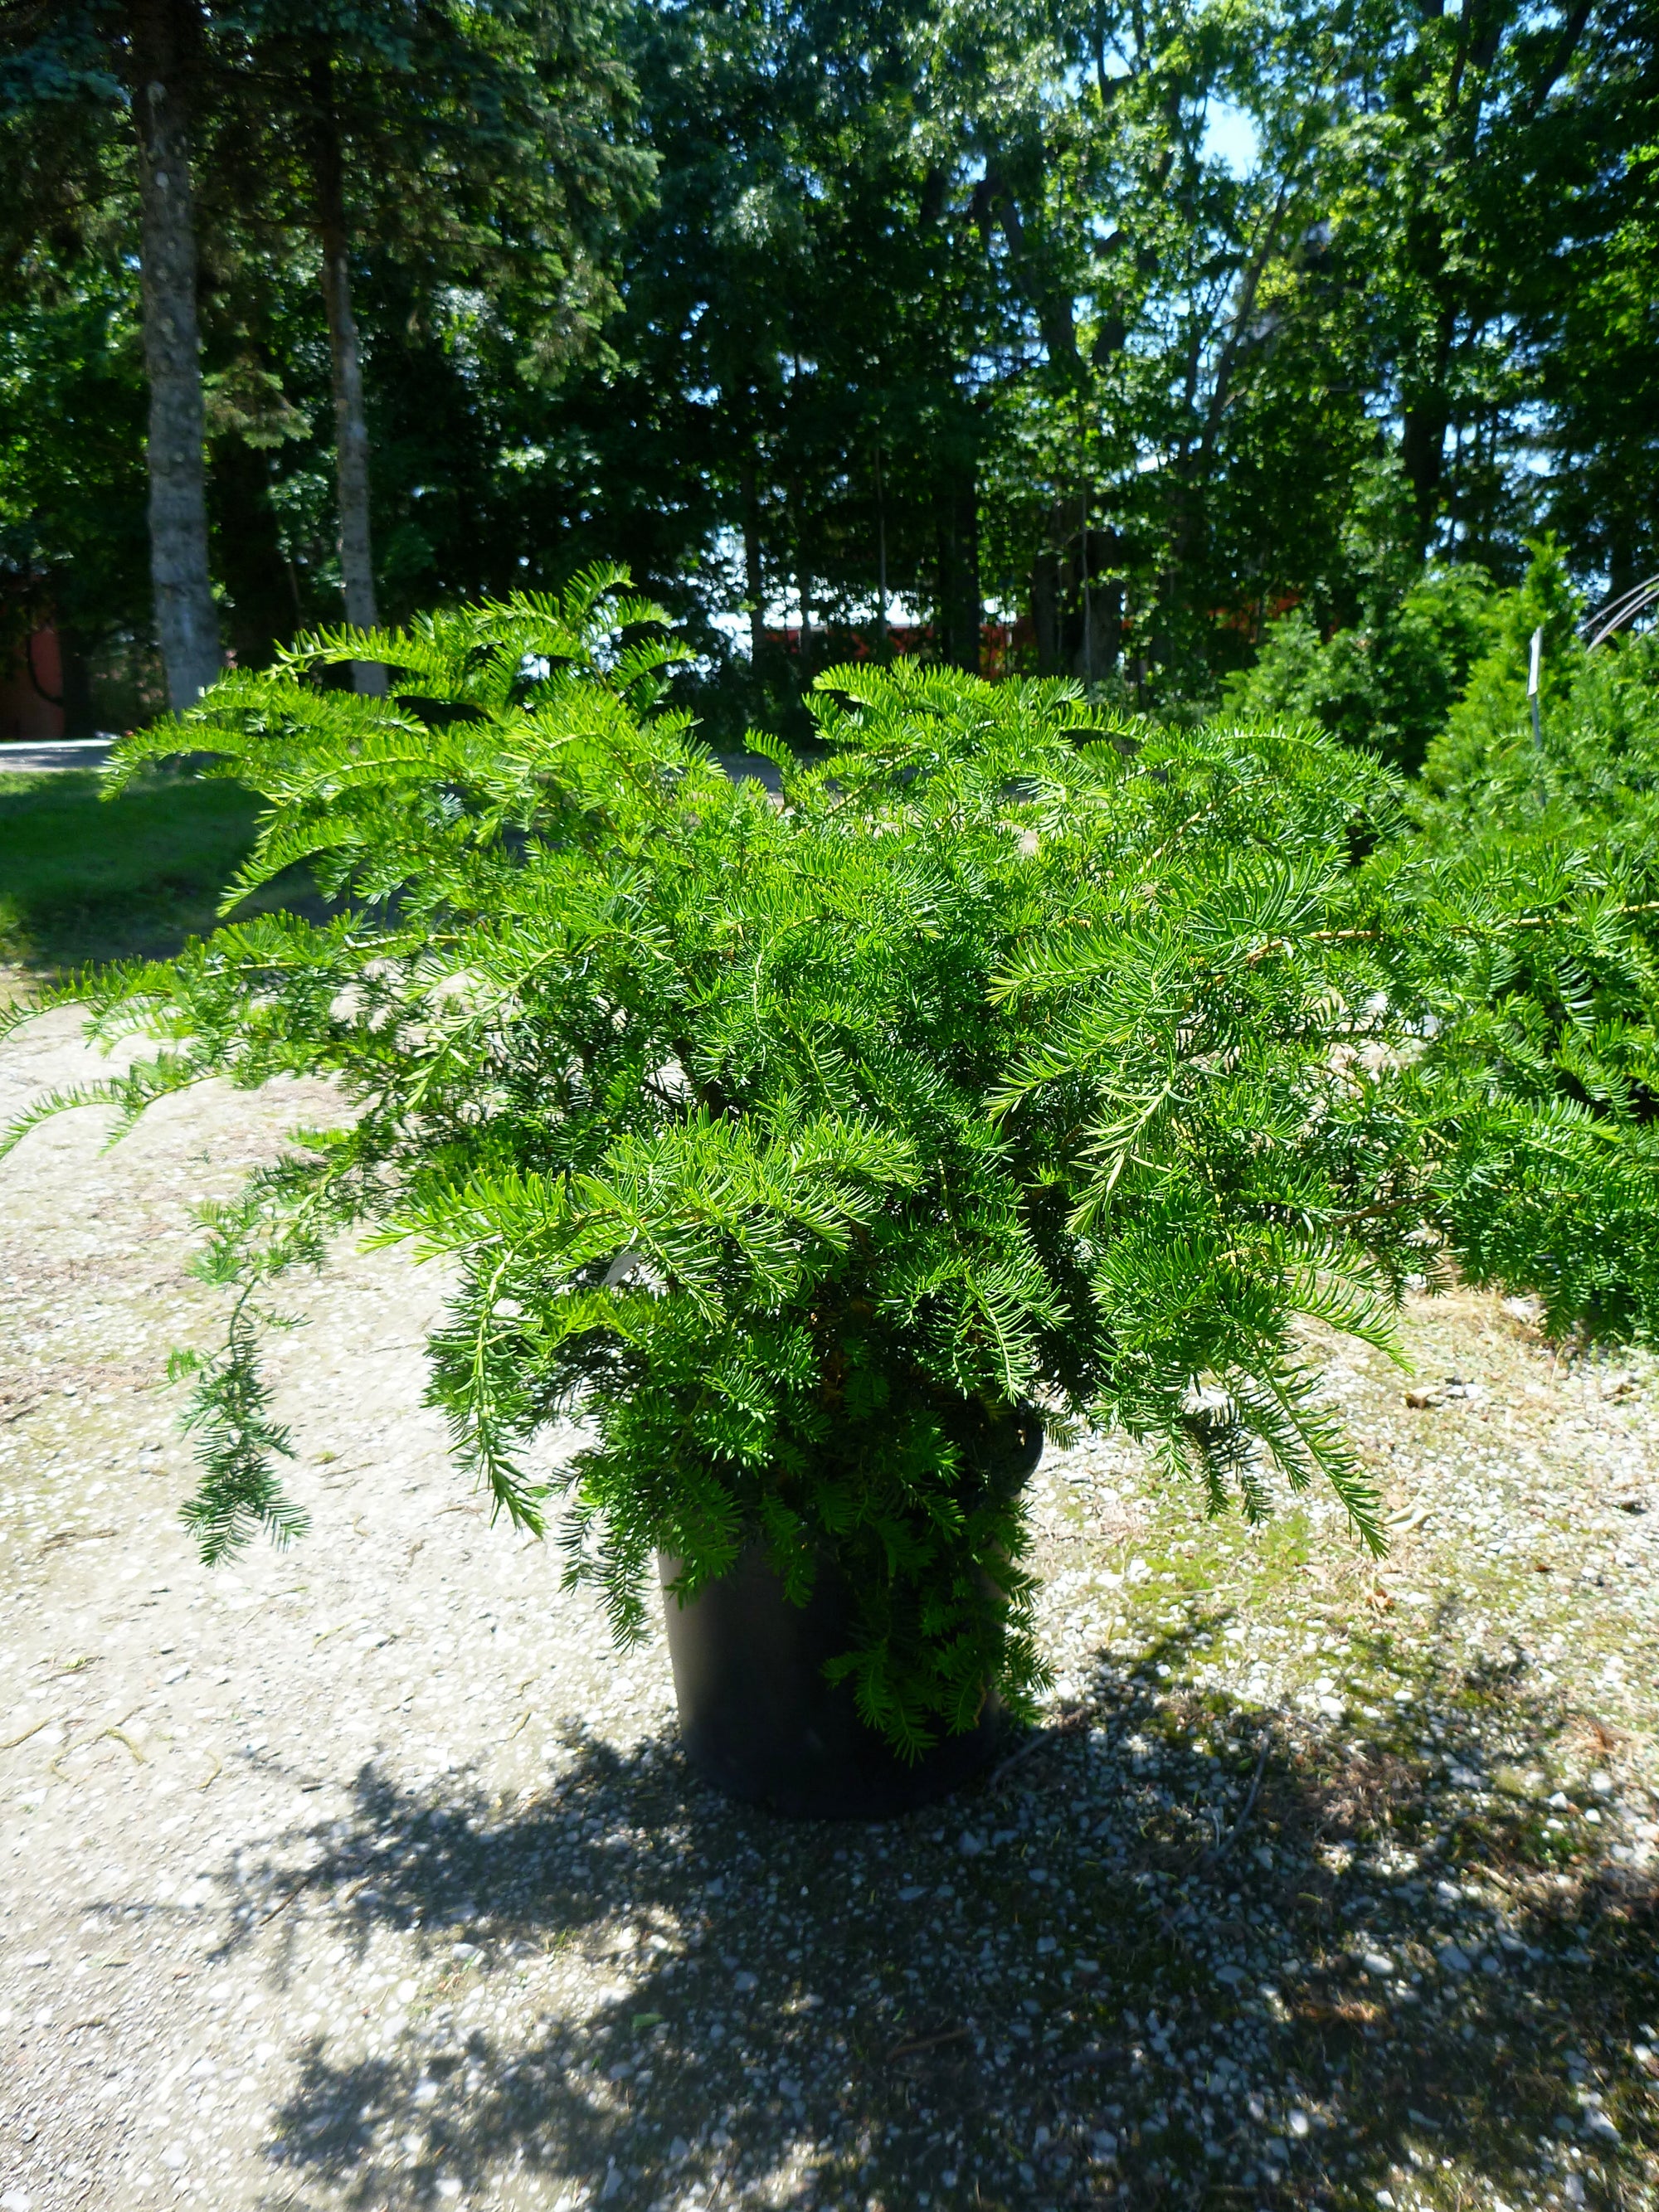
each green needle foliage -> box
[7,564,1659,1753]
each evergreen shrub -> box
[1418,545,1659,852]
[7,567,1658,1754]
[1223,565,1497,774]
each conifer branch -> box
[10,592,1653,1752]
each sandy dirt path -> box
[1,995,1656,2212]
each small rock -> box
[1493,1765,1545,1798]
[1438,1942,1472,1974]
[1288,2110,1311,2138]
[1361,1952,1394,1978]
[732,1970,757,1993]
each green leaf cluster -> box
[12,566,1659,1753]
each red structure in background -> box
[0,627,66,741]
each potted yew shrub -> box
[10,570,1655,1816]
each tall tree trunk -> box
[1401,393,1450,557]
[936,460,980,674]
[1400,283,1457,556]
[309,54,384,696]
[1032,498,1066,674]
[1031,542,1062,675]
[740,459,765,664]
[873,437,892,662]
[57,625,97,736]
[1073,526,1121,683]
[127,0,221,711]
[793,489,812,670]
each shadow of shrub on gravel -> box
[227,1623,1657,2212]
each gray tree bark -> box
[127,0,221,711]
[309,56,385,696]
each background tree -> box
[0,12,151,729]
[0,0,649,702]
[0,254,151,730]
[556,0,1005,712]
[212,0,651,689]
[1515,0,1659,597]
[127,0,220,705]
[2,0,221,709]
[2,0,1655,732]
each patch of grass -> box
[0,768,320,972]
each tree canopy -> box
[0,0,1655,727]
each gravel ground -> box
[2,994,1657,2212]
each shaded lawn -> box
[0,766,319,970]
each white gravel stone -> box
[3,1000,1657,2212]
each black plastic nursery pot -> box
[659,1406,1044,1821]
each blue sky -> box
[1203,99,1259,176]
